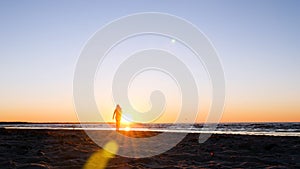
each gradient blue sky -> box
[0,0,299,122]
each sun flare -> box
[121,115,133,124]
[121,118,131,124]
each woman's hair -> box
[116,104,121,110]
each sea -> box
[1,122,299,137]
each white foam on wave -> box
[4,126,300,137]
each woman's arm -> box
[112,110,116,119]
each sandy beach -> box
[0,129,299,169]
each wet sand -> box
[0,129,299,169]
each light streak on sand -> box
[83,140,118,169]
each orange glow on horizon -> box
[1,102,299,123]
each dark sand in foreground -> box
[0,129,299,169]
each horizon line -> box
[0,121,299,124]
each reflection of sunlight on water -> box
[125,126,131,131]
[83,140,118,169]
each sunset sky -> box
[0,0,299,123]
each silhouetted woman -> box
[112,104,122,131]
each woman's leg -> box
[116,120,120,131]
